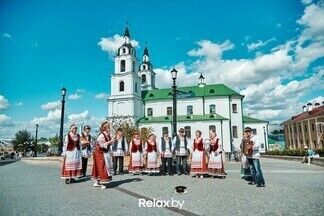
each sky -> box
[0,0,324,138]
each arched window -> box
[122,48,126,54]
[119,81,125,92]
[133,61,135,72]
[121,60,126,72]
[135,82,138,93]
[142,74,147,84]
[142,65,146,70]
[209,104,216,114]
[187,105,193,115]
[147,108,153,116]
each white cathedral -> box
[107,26,268,153]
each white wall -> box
[230,97,243,151]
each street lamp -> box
[171,68,178,138]
[263,126,267,152]
[34,124,39,157]
[58,87,67,155]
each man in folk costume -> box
[244,127,265,187]
[172,128,190,175]
[91,121,116,189]
[159,130,173,176]
[128,131,144,175]
[80,125,92,177]
[207,130,226,178]
[61,124,82,184]
[144,133,160,175]
[240,131,252,180]
[111,128,128,175]
[190,130,207,178]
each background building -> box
[107,26,268,153]
[282,103,324,149]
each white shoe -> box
[93,182,100,187]
[101,185,107,190]
[200,175,204,179]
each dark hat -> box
[175,186,187,194]
[163,130,169,134]
[179,128,185,132]
[244,127,252,132]
[83,125,91,130]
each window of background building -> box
[142,74,146,84]
[209,125,216,132]
[209,104,216,114]
[119,81,125,92]
[185,126,191,138]
[232,104,238,113]
[252,129,257,135]
[167,107,172,116]
[147,108,153,116]
[187,105,193,115]
[121,60,126,72]
[232,126,238,138]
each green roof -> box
[142,84,242,101]
[138,114,228,124]
[243,115,268,123]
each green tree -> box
[110,117,153,142]
[48,134,60,148]
[12,130,33,155]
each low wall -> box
[262,155,324,167]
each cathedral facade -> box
[107,27,268,153]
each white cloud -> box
[31,108,62,125]
[14,102,23,106]
[68,93,82,100]
[308,96,324,104]
[2,33,11,39]
[68,110,90,124]
[95,93,109,100]
[76,89,86,93]
[301,0,312,5]
[0,95,9,109]
[241,68,324,122]
[297,3,324,42]
[152,1,324,123]
[41,100,61,110]
[0,114,11,125]
[98,34,139,55]
[247,38,276,51]
[188,40,234,60]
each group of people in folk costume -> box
[60,121,228,189]
[240,127,266,187]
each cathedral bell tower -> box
[138,46,156,90]
[107,26,143,123]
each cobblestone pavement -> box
[0,158,323,216]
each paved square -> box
[1,158,323,216]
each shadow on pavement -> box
[108,178,143,188]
